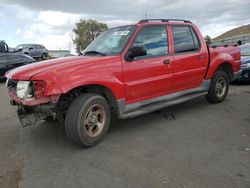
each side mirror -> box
[125,46,147,61]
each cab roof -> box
[136,19,193,26]
[138,19,191,23]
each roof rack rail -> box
[138,19,192,24]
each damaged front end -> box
[6,79,61,127]
[16,104,56,127]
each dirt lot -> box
[0,82,249,188]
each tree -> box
[204,35,212,45]
[73,19,108,53]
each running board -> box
[119,91,207,119]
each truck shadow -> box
[23,96,210,150]
[231,80,250,85]
[109,97,208,133]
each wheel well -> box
[55,85,119,120]
[217,63,233,81]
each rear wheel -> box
[206,70,229,103]
[65,93,111,147]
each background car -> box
[238,44,250,81]
[0,41,9,53]
[15,44,48,60]
[0,53,35,79]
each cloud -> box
[105,19,135,28]
[1,0,250,51]
[0,12,4,19]
[0,4,80,50]
[36,32,72,50]
[201,24,237,38]
[20,11,81,50]
[15,28,22,34]
[5,0,250,26]
[37,11,82,26]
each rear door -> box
[28,45,37,57]
[34,45,42,57]
[122,25,173,104]
[170,25,208,91]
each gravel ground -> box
[0,82,249,188]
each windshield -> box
[15,45,23,49]
[241,45,250,56]
[83,25,136,55]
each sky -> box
[0,0,250,53]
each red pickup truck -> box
[5,19,241,147]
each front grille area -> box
[9,87,18,99]
[7,79,18,99]
[7,79,18,88]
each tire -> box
[206,70,229,103]
[65,93,111,147]
[41,53,47,60]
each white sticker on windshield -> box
[113,31,130,36]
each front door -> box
[122,25,173,104]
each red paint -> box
[5,21,241,106]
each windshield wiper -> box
[84,50,106,56]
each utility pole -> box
[68,17,71,54]
[144,10,149,19]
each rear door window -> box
[34,45,41,49]
[190,27,201,51]
[23,45,29,50]
[171,25,200,53]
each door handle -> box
[198,55,205,60]
[163,59,170,65]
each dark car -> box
[0,41,9,53]
[238,44,250,81]
[15,44,48,60]
[0,53,35,79]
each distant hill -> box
[212,24,250,41]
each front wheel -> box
[65,94,111,147]
[206,70,229,103]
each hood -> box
[5,56,116,80]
